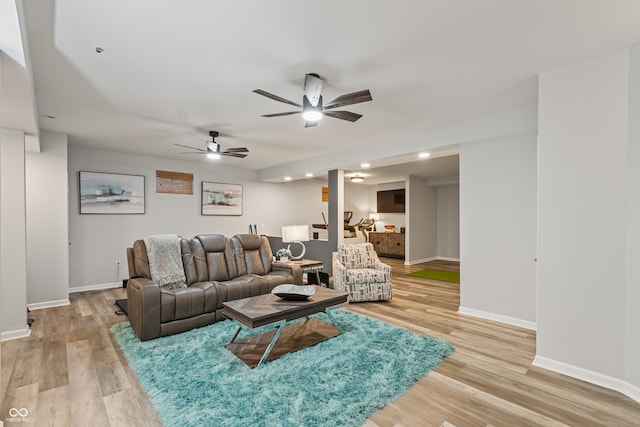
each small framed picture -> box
[201,181,243,216]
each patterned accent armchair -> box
[332,242,392,302]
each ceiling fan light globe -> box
[207,153,221,160]
[302,110,323,122]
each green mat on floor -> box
[407,268,460,283]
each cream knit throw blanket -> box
[143,234,187,290]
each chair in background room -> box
[332,242,392,302]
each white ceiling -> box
[15,0,640,183]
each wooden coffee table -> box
[223,285,348,368]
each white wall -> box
[68,146,354,289]
[344,182,370,226]
[626,41,640,395]
[537,50,630,384]
[25,131,69,307]
[459,133,537,328]
[407,175,437,263]
[0,129,28,340]
[437,184,459,260]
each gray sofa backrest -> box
[191,234,238,281]
[230,234,273,276]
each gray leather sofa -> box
[126,233,302,341]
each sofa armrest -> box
[272,263,304,285]
[127,277,161,341]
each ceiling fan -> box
[253,73,372,127]
[174,131,248,159]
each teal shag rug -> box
[111,309,454,427]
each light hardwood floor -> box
[2,259,640,426]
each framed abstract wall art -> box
[79,171,145,214]
[201,181,243,216]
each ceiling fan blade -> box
[222,152,248,158]
[174,143,205,152]
[324,89,372,110]
[253,89,302,108]
[323,110,363,122]
[224,147,249,152]
[261,111,302,118]
[305,121,318,128]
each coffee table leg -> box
[257,320,286,368]
[323,308,344,335]
[228,325,243,344]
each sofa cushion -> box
[159,283,216,322]
[132,240,152,280]
[231,234,273,276]
[258,271,296,291]
[181,239,198,285]
[192,235,238,282]
[213,277,257,308]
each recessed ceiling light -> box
[361,163,370,168]
[95,46,104,54]
[284,176,292,181]
[43,115,55,119]
[418,152,430,158]
[305,173,313,177]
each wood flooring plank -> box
[1,337,20,405]
[38,334,69,392]
[103,388,162,427]
[90,328,131,397]
[1,382,38,425]
[6,337,43,389]
[34,385,71,427]
[66,339,111,427]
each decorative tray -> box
[271,284,316,301]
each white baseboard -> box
[458,306,537,331]
[1,327,31,342]
[27,299,70,310]
[437,256,461,262]
[533,355,640,403]
[69,282,120,294]
[405,256,437,265]
[623,381,640,403]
